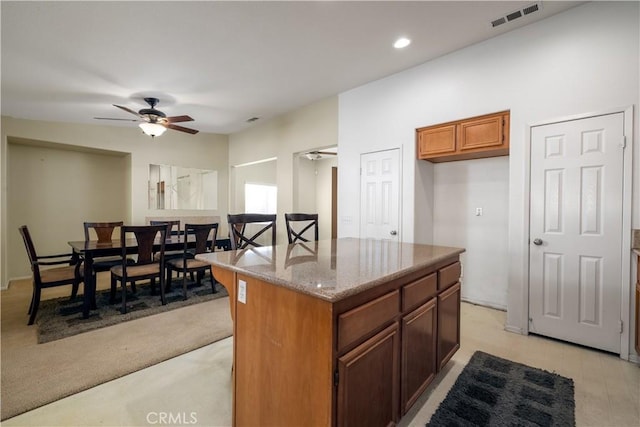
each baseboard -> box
[461,297,506,312]
[627,353,640,364]
[504,324,526,335]
[3,275,31,290]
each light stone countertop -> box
[197,237,465,303]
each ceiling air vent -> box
[491,2,542,28]
[491,17,506,28]
[506,10,523,22]
[522,3,540,15]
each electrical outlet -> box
[238,280,247,304]
[475,207,483,216]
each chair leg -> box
[159,273,167,306]
[182,270,188,301]
[110,273,117,304]
[70,280,80,300]
[165,267,173,292]
[28,287,41,325]
[131,281,137,294]
[121,280,128,314]
[28,285,36,315]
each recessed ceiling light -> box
[394,37,411,49]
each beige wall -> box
[8,141,129,278]
[228,97,338,244]
[1,117,229,287]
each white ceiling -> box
[1,1,582,135]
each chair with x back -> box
[227,213,277,250]
[166,223,219,299]
[284,213,319,244]
[19,225,84,325]
[110,225,167,314]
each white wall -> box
[338,2,639,340]
[1,117,229,287]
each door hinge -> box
[333,369,339,386]
[619,320,623,334]
[621,136,627,149]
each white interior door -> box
[529,113,625,353]
[360,149,400,241]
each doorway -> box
[528,112,626,353]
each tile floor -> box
[3,303,639,426]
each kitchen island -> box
[197,238,464,427]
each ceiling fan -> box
[95,97,199,137]
[302,150,337,160]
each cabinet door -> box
[458,113,504,151]
[417,124,456,158]
[437,282,461,371]
[337,323,400,427]
[401,298,437,414]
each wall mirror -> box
[149,164,218,210]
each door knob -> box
[390,230,397,236]
[533,238,543,246]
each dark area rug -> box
[36,277,228,343]
[428,351,575,427]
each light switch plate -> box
[238,280,247,304]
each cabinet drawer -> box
[402,273,437,312]
[338,290,400,352]
[438,262,461,290]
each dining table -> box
[68,235,227,319]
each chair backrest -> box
[227,213,277,250]
[84,221,124,243]
[150,220,181,236]
[120,225,166,265]
[184,223,219,255]
[18,225,39,274]
[284,213,319,244]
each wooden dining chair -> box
[165,223,219,299]
[284,213,319,244]
[18,225,84,325]
[109,225,167,314]
[84,221,135,271]
[227,213,277,250]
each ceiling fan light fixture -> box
[139,122,167,137]
[305,152,322,161]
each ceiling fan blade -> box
[315,151,337,155]
[165,115,194,123]
[94,117,139,122]
[166,123,199,134]
[113,104,142,117]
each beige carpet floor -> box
[1,273,233,420]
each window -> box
[244,183,277,214]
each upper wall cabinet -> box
[416,111,510,163]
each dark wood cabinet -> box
[401,298,437,413]
[208,243,463,427]
[417,111,510,163]
[437,282,461,371]
[337,323,400,427]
